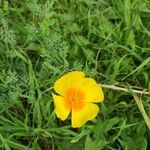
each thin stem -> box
[100,84,149,95]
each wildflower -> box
[52,71,104,128]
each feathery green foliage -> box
[0,0,150,149]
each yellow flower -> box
[52,71,104,128]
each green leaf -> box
[85,136,108,150]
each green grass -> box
[0,0,150,149]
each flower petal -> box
[54,71,85,96]
[81,78,104,102]
[71,103,99,128]
[52,94,71,120]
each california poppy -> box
[52,71,104,128]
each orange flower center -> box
[65,88,85,111]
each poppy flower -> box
[52,71,104,128]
